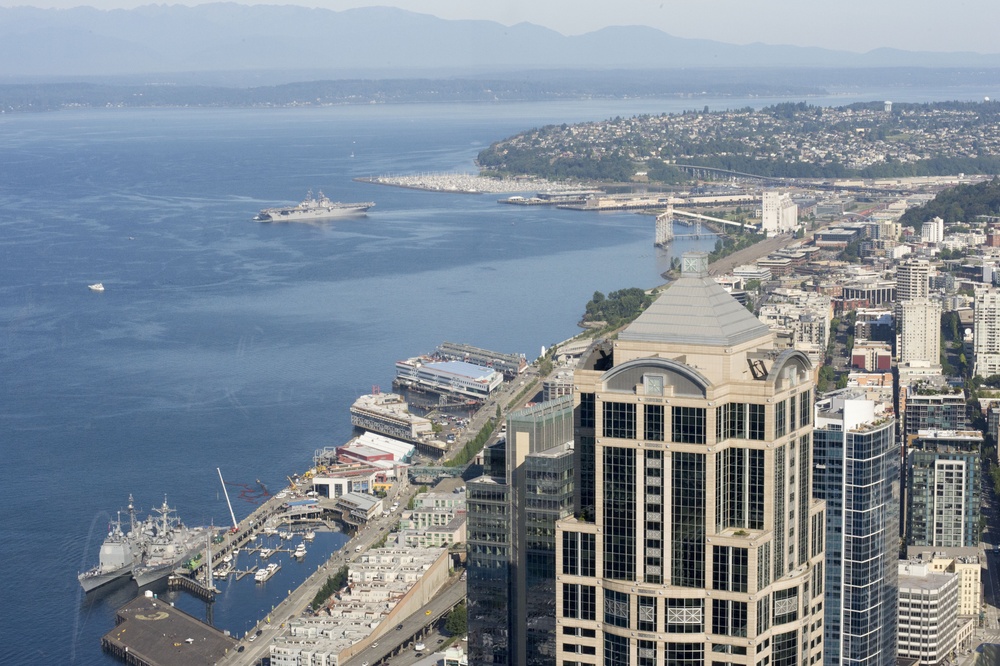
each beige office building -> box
[555,253,825,666]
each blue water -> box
[2,87,995,664]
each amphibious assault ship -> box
[253,190,374,222]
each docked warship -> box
[78,496,141,593]
[253,190,374,222]
[131,497,214,588]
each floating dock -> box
[101,596,236,666]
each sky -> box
[4,0,998,55]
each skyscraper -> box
[896,299,941,364]
[467,395,575,666]
[555,253,825,666]
[906,430,983,549]
[813,392,899,666]
[895,259,931,302]
[974,288,1000,377]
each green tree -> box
[445,603,468,635]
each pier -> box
[101,596,236,666]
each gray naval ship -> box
[79,495,215,592]
[78,496,141,593]
[253,190,374,222]
[131,496,213,588]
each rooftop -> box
[620,252,771,347]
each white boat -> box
[294,543,306,558]
[254,190,374,222]
[279,530,293,540]
[259,547,273,559]
[88,283,105,292]
[303,531,315,541]
[254,562,280,583]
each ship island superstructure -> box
[253,190,374,222]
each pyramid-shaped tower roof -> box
[620,252,771,347]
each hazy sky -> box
[6,0,999,55]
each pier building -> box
[350,392,434,442]
[436,341,528,379]
[394,356,503,402]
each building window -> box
[713,546,748,593]
[638,639,657,666]
[666,642,705,666]
[604,588,630,628]
[578,434,595,517]
[645,403,665,441]
[757,596,771,634]
[579,392,595,429]
[773,630,798,666]
[774,587,799,625]
[749,404,766,440]
[775,400,787,439]
[757,542,771,591]
[749,449,765,530]
[638,596,657,632]
[712,598,748,637]
[799,390,811,428]
[604,633,629,666]
[604,447,635,581]
[563,531,596,577]
[672,406,706,444]
[672,452,706,588]
[666,597,704,633]
[604,401,636,439]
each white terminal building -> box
[395,357,504,402]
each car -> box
[248,634,257,643]
[256,629,263,636]
[437,638,445,644]
[371,642,379,649]
[396,624,403,630]
[362,662,369,666]
[425,610,432,615]
[415,642,426,651]
[237,646,245,652]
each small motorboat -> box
[88,283,105,292]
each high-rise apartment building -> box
[555,253,825,666]
[467,396,575,666]
[906,430,983,549]
[901,388,968,441]
[974,288,1000,378]
[895,259,931,303]
[813,393,899,666]
[896,299,941,364]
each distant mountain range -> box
[3,3,1000,81]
